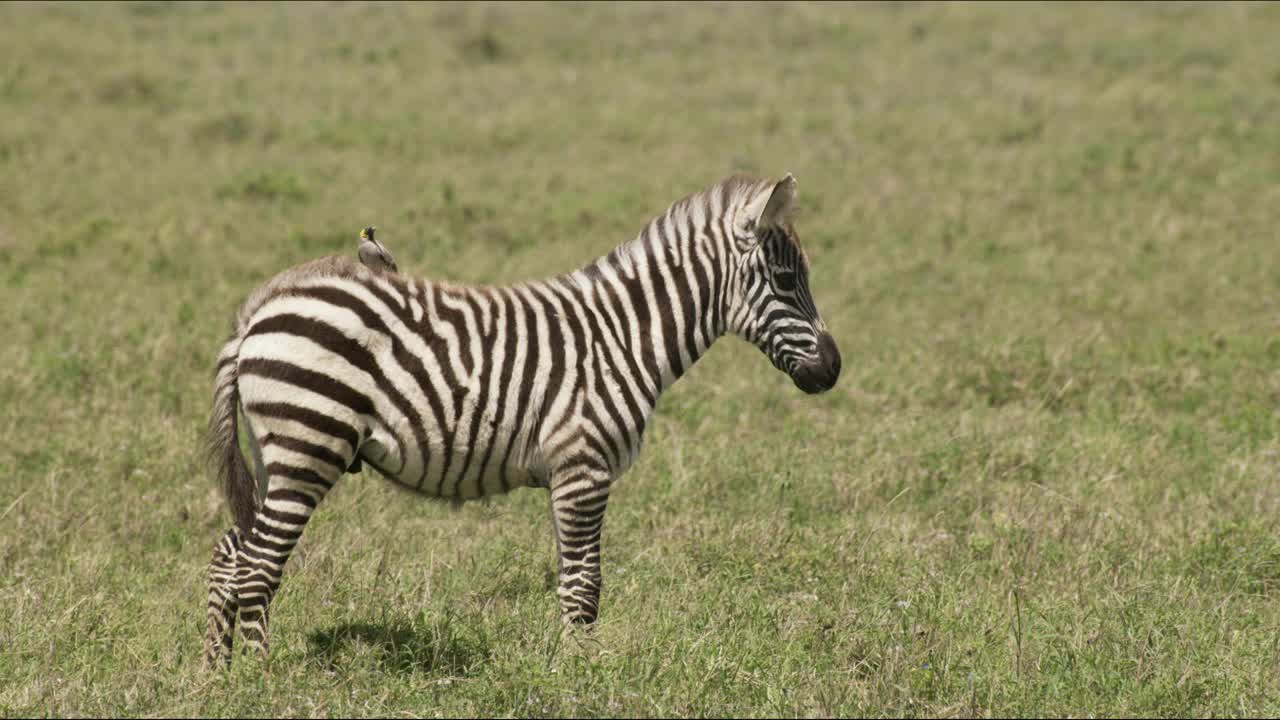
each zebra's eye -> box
[774,270,796,293]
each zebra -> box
[202,172,842,667]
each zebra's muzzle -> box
[791,332,841,394]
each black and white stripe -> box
[202,173,841,667]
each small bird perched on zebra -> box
[356,225,397,273]
[202,172,842,668]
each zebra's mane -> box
[607,173,791,276]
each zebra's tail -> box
[206,332,257,533]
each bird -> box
[357,226,398,273]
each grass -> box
[2,1,1280,716]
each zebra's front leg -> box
[203,527,243,670]
[550,466,613,627]
[233,459,340,659]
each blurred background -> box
[1,2,1279,715]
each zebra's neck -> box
[571,201,734,398]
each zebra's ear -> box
[760,173,798,228]
[740,174,798,238]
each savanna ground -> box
[2,1,1279,716]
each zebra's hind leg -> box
[232,444,343,660]
[549,463,613,627]
[203,527,243,670]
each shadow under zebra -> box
[307,617,491,676]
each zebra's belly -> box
[360,416,543,499]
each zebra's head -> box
[726,174,841,395]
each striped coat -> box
[203,173,841,667]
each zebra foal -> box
[203,173,841,667]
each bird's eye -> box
[774,271,796,292]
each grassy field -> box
[2,1,1280,716]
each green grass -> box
[2,1,1280,716]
